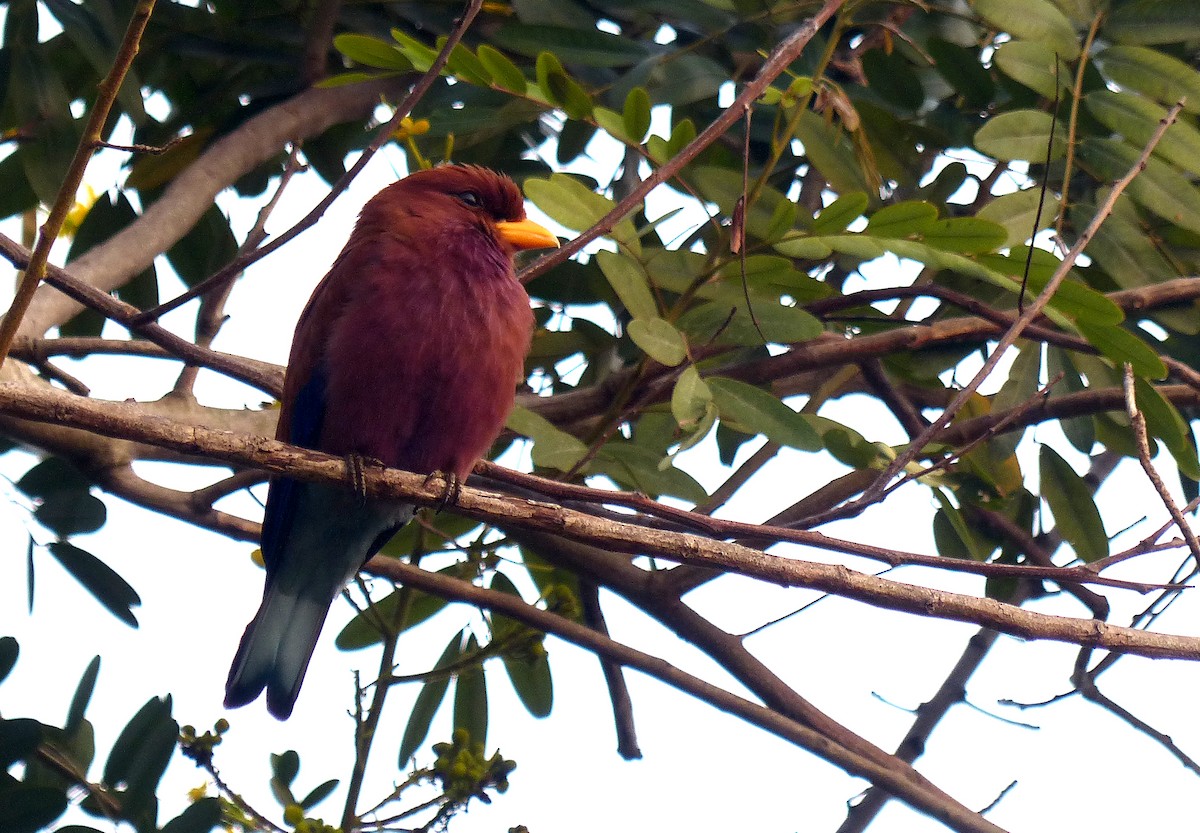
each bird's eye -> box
[456,191,482,208]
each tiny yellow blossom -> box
[60,185,99,239]
[187,783,208,802]
[392,117,431,141]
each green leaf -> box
[46,543,138,627]
[623,87,652,143]
[390,28,438,71]
[671,365,714,430]
[453,635,488,747]
[102,696,176,819]
[1077,138,1200,235]
[299,779,339,811]
[490,573,553,718]
[928,38,995,109]
[0,151,38,220]
[992,40,1071,98]
[332,34,413,70]
[1075,320,1167,380]
[627,317,687,366]
[476,45,526,93]
[1103,0,1200,45]
[166,206,239,288]
[523,174,638,252]
[65,656,100,735]
[977,188,1061,248]
[1085,90,1200,177]
[865,201,938,238]
[974,0,1081,59]
[707,378,821,451]
[932,491,991,560]
[160,798,222,833]
[398,636,460,766]
[1094,45,1200,114]
[1135,378,1200,480]
[535,51,593,119]
[1039,445,1109,561]
[0,785,68,833]
[494,23,648,66]
[591,441,708,503]
[270,749,299,788]
[974,109,1067,161]
[35,493,106,538]
[595,250,658,320]
[506,404,588,472]
[16,457,91,498]
[334,581,452,650]
[0,636,17,685]
[794,110,874,196]
[920,218,1009,254]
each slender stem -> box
[804,101,1185,528]
[518,0,849,283]
[0,0,157,364]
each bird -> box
[224,165,559,719]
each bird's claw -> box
[423,470,461,512]
[345,453,386,502]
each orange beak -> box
[495,217,560,251]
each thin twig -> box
[1122,363,1200,567]
[132,0,485,326]
[803,101,1185,528]
[0,0,157,364]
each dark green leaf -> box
[1134,377,1200,479]
[102,696,176,819]
[476,45,526,93]
[398,635,460,765]
[16,457,91,499]
[865,201,937,238]
[494,24,648,66]
[299,779,339,811]
[623,87,651,142]
[0,784,68,833]
[0,637,17,685]
[489,574,553,718]
[1039,446,1109,562]
[1104,0,1200,46]
[0,718,43,766]
[0,151,39,220]
[165,206,239,288]
[160,798,222,833]
[335,583,452,650]
[36,493,107,537]
[65,656,100,735]
[811,192,869,234]
[270,750,300,788]
[333,34,413,70]
[1075,320,1168,380]
[707,377,822,451]
[453,635,488,747]
[46,543,137,626]
[928,39,994,109]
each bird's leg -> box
[344,453,386,503]
[422,470,461,512]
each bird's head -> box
[366,165,559,258]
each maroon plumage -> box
[225,165,558,718]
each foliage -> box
[4,0,1200,831]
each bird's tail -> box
[224,579,336,720]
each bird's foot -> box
[344,453,386,502]
[422,470,461,512]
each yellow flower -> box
[60,185,99,238]
[392,117,431,141]
[187,783,208,802]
